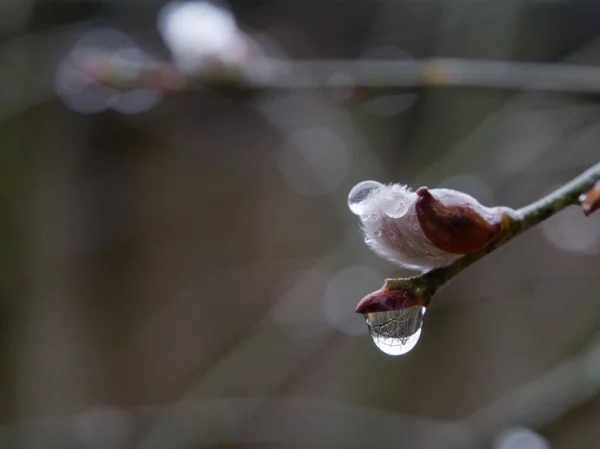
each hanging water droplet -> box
[374,230,382,237]
[348,181,383,215]
[364,306,425,356]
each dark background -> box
[1,0,600,448]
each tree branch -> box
[385,161,600,305]
[84,56,600,95]
[248,59,600,94]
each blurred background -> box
[1,0,600,448]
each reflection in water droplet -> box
[364,306,425,356]
[348,180,383,215]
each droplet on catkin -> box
[348,181,383,215]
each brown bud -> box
[415,187,508,254]
[580,181,600,217]
[355,286,426,314]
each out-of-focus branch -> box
[248,59,600,93]
[383,161,600,305]
[462,332,600,446]
[84,55,600,94]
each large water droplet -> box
[364,306,425,356]
[381,198,409,218]
[348,180,383,215]
[380,185,410,218]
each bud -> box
[355,286,426,314]
[580,181,600,216]
[355,286,427,356]
[348,181,512,271]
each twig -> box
[249,58,600,93]
[86,56,600,94]
[386,161,600,304]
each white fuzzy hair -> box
[358,183,459,271]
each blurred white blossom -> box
[158,1,247,74]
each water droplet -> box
[381,198,409,218]
[364,306,425,356]
[364,237,372,245]
[348,180,383,215]
[374,230,382,237]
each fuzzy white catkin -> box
[355,183,460,271]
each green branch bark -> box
[386,161,600,305]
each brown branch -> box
[381,161,600,307]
